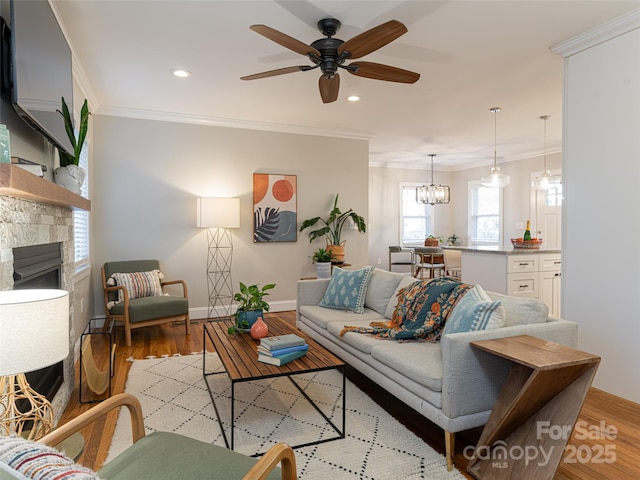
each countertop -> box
[444,245,561,255]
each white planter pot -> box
[315,262,332,279]
[54,165,86,194]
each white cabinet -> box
[461,250,561,314]
[538,254,562,317]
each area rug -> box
[107,353,466,479]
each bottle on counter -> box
[523,220,532,241]
[0,124,11,164]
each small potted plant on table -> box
[312,248,335,279]
[228,282,276,334]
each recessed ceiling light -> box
[171,69,192,78]
[347,95,360,102]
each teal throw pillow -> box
[319,266,374,314]
[443,284,505,335]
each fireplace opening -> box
[12,242,64,402]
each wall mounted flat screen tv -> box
[10,0,74,155]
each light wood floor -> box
[59,312,640,479]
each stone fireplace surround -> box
[0,194,76,423]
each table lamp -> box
[197,197,240,320]
[0,289,69,440]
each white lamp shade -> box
[0,289,69,376]
[197,197,240,228]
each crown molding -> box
[551,8,640,57]
[95,105,373,141]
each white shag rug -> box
[107,353,466,479]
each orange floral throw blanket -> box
[340,278,472,342]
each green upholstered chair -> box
[102,260,190,347]
[4,394,295,480]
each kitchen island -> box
[446,245,562,316]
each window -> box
[469,181,502,244]
[400,183,433,245]
[545,179,563,207]
[73,140,89,269]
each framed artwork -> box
[253,174,297,242]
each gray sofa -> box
[296,267,578,471]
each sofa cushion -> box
[326,320,385,354]
[0,436,98,479]
[299,305,384,330]
[364,268,404,315]
[109,295,188,323]
[384,275,420,319]
[319,266,374,314]
[371,342,443,392]
[485,291,549,326]
[442,285,505,335]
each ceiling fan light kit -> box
[417,154,450,205]
[481,107,511,189]
[241,18,420,103]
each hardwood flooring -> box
[58,312,640,479]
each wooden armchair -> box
[102,260,190,347]
[36,393,297,480]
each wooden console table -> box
[467,335,600,479]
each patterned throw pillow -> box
[319,266,374,314]
[0,436,98,479]
[107,269,164,303]
[442,284,505,335]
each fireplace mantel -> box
[0,165,91,211]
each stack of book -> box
[257,333,308,366]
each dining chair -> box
[443,248,462,280]
[414,246,445,279]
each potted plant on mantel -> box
[54,97,90,194]
[228,282,276,334]
[299,193,366,263]
[312,248,335,279]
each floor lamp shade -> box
[197,197,240,229]
[0,289,69,376]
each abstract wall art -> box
[253,173,297,242]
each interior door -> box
[532,173,562,250]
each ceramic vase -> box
[54,165,86,194]
[250,316,268,339]
[315,262,332,279]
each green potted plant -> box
[299,193,366,263]
[312,248,335,279]
[425,235,443,246]
[54,97,90,194]
[228,282,276,334]
[447,233,460,246]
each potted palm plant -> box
[299,193,366,263]
[54,97,90,194]
[228,282,276,334]
[312,248,335,279]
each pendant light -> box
[533,115,559,190]
[416,154,450,205]
[481,107,510,188]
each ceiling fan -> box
[241,18,420,103]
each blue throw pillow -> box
[443,284,505,335]
[319,266,374,314]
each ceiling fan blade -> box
[319,74,340,103]
[349,61,420,83]
[250,25,321,57]
[241,66,308,81]
[338,20,407,59]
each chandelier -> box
[533,115,560,190]
[416,154,450,205]
[481,107,510,188]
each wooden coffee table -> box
[203,318,346,453]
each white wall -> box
[555,16,640,402]
[91,115,369,317]
[368,152,561,269]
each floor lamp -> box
[0,289,69,440]
[197,197,240,320]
